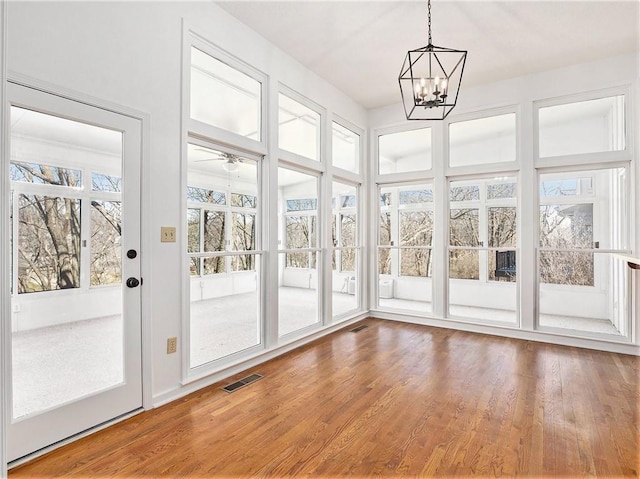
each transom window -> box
[190,46,262,141]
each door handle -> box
[126,277,140,288]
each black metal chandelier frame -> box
[399,0,467,120]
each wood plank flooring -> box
[10,319,639,477]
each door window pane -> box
[9,106,125,420]
[190,47,261,141]
[378,128,431,175]
[332,122,360,173]
[538,95,625,158]
[279,93,320,161]
[449,113,516,167]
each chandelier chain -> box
[427,0,432,45]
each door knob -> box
[126,277,140,288]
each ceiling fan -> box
[193,149,243,171]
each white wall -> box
[5,1,367,403]
[190,271,257,302]
[12,287,121,332]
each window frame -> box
[278,86,325,166]
[533,87,632,168]
[10,159,123,297]
[187,34,268,157]
[331,116,362,176]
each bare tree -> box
[13,163,81,292]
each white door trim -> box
[1,0,9,476]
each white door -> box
[5,83,143,462]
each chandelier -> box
[398,0,467,120]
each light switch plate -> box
[161,226,176,243]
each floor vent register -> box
[222,373,264,393]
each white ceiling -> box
[216,0,640,110]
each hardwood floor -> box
[10,319,639,477]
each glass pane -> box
[279,252,319,336]
[279,167,318,250]
[487,182,516,200]
[203,210,225,252]
[540,177,594,198]
[449,113,516,167]
[231,192,257,208]
[332,122,359,173]
[400,211,433,247]
[539,253,628,335]
[286,216,312,250]
[16,195,81,293]
[540,250,593,286]
[379,128,431,174]
[92,173,121,192]
[232,212,255,251]
[190,257,201,277]
[399,188,433,204]
[279,93,320,161]
[90,201,122,286]
[340,214,356,247]
[11,161,82,187]
[488,207,517,248]
[539,96,625,158]
[10,106,125,419]
[203,256,225,275]
[450,209,480,247]
[339,195,356,208]
[187,186,226,205]
[187,209,200,253]
[340,248,356,272]
[333,249,358,318]
[490,251,516,282]
[378,247,431,314]
[190,255,260,367]
[450,185,480,201]
[540,204,593,249]
[378,248,392,275]
[286,198,317,212]
[400,248,432,277]
[379,212,391,246]
[190,47,261,141]
[449,250,479,280]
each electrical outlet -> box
[161,226,176,243]
[167,337,178,354]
